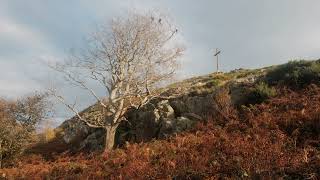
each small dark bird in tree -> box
[175,29,178,33]
[158,18,162,24]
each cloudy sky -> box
[1,0,320,122]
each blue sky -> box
[1,0,320,122]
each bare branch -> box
[48,89,103,128]
[48,11,184,151]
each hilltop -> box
[1,60,320,179]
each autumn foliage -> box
[0,93,50,169]
[1,85,320,179]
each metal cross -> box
[214,48,221,73]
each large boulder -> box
[79,129,105,151]
[58,119,91,144]
[157,100,175,119]
[57,94,212,151]
[176,116,197,132]
[170,94,213,117]
[123,100,176,142]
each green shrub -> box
[265,60,320,88]
[245,82,277,105]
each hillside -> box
[1,60,320,179]
[31,67,268,154]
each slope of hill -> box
[1,60,320,179]
[29,67,267,154]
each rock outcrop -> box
[55,69,264,151]
[56,93,214,150]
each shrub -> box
[0,100,33,168]
[211,87,237,124]
[245,82,277,105]
[0,92,51,168]
[265,60,320,88]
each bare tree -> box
[49,12,184,151]
[9,92,52,132]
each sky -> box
[1,0,320,123]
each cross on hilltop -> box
[214,48,221,73]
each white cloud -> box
[0,13,59,98]
[0,79,40,99]
[0,59,42,98]
[0,15,50,50]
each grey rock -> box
[170,100,188,115]
[176,116,195,132]
[79,129,105,151]
[157,100,175,119]
[158,118,176,137]
[60,119,91,144]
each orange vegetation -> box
[1,85,319,179]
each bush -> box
[0,100,33,168]
[0,92,51,168]
[265,60,320,88]
[211,87,237,124]
[245,82,277,105]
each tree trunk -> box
[104,125,118,153]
